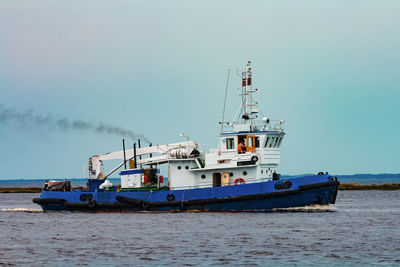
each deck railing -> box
[170,176,275,190]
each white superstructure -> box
[88,62,285,190]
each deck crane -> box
[88,141,200,180]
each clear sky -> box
[1,1,399,179]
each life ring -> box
[88,199,96,208]
[166,193,175,201]
[251,156,258,163]
[234,178,246,185]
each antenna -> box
[220,69,230,133]
[240,61,254,123]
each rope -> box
[146,190,153,202]
[181,190,186,206]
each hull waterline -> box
[33,176,339,212]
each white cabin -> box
[166,127,285,189]
[165,61,286,189]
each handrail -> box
[169,177,271,190]
[221,119,285,133]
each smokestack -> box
[123,139,127,170]
[133,143,137,169]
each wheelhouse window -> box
[255,137,260,148]
[226,138,234,150]
[269,137,275,148]
[277,136,283,147]
[264,137,270,148]
[264,136,283,148]
[274,137,280,147]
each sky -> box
[0,0,399,179]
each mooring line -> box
[181,190,186,205]
[146,190,153,202]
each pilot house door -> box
[246,135,255,152]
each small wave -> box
[273,204,337,212]
[1,208,43,213]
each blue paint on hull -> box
[35,175,339,212]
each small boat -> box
[33,62,339,212]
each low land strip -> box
[338,183,400,190]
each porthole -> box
[261,170,263,174]
[177,166,181,170]
[201,174,206,179]
[243,171,247,176]
[185,166,189,170]
[229,172,234,177]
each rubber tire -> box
[88,199,96,208]
[166,194,175,202]
[179,204,186,212]
[251,156,258,163]
[142,201,151,210]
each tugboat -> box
[33,62,339,212]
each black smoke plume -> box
[0,105,148,143]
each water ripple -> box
[0,191,399,266]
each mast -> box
[240,61,257,125]
[221,61,261,132]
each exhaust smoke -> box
[0,105,148,142]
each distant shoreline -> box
[338,183,400,190]
[1,183,400,193]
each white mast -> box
[240,61,258,125]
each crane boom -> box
[88,141,199,179]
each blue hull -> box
[33,175,339,212]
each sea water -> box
[0,191,399,266]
